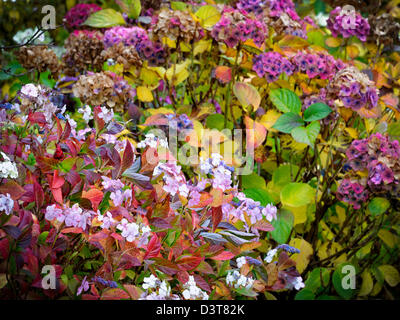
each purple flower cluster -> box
[327,6,370,42]
[338,133,400,208]
[211,9,268,48]
[252,52,294,82]
[64,3,102,29]
[136,40,167,66]
[292,51,346,80]
[45,204,94,231]
[266,0,296,16]
[165,113,194,132]
[337,179,369,209]
[103,26,149,49]
[92,276,118,288]
[236,0,265,16]
[339,82,378,111]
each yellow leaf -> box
[345,127,358,139]
[358,270,373,297]
[166,60,190,85]
[146,107,174,116]
[260,109,282,132]
[378,265,400,287]
[346,45,359,59]
[288,238,313,274]
[364,118,376,133]
[193,39,212,56]
[378,229,400,249]
[284,205,307,226]
[325,37,342,48]
[140,68,160,86]
[195,5,221,28]
[137,86,153,102]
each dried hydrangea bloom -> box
[368,13,400,48]
[16,45,60,78]
[136,39,168,66]
[62,30,105,76]
[263,9,307,38]
[326,66,379,112]
[101,43,142,71]
[64,3,102,30]
[150,9,203,43]
[72,71,135,113]
[211,8,268,47]
[338,133,400,207]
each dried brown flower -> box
[16,45,60,78]
[72,71,135,113]
[368,13,400,48]
[151,9,202,43]
[62,30,105,76]
[101,43,142,71]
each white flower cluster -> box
[140,275,179,300]
[0,152,18,179]
[182,276,209,300]
[236,256,247,268]
[137,133,169,149]
[0,193,14,215]
[13,27,48,45]
[45,204,94,231]
[116,218,151,243]
[78,105,93,123]
[264,248,278,263]
[291,276,305,291]
[98,106,114,123]
[226,270,254,290]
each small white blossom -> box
[0,152,18,179]
[0,193,14,215]
[264,248,278,263]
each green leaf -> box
[84,9,126,28]
[272,164,299,189]
[206,114,233,130]
[243,188,275,206]
[368,197,390,217]
[116,0,141,19]
[280,183,315,207]
[242,173,267,190]
[171,1,188,10]
[295,289,315,300]
[273,112,304,133]
[303,103,332,122]
[270,209,293,244]
[269,88,301,114]
[39,71,56,88]
[307,30,325,47]
[332,263,357,299]
[303,268,330,294]
[291,121,320,148]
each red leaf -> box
[215,66,232,84]
[28,111,46,125]
[111,232,123,241]
[177,270,190,284]
[101,288,130,300]
[212,206,222,232]
[193,274,211,292]
[82,188,103,211]
[253,219,274,232]
[51,170,65,189]
[144,234,161,259]
[176,255,203,271]
[210,251,235,261]
[120,141,134,176]
[61,227,83,234]
[0,181,25,200]
[33,181,44,209]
